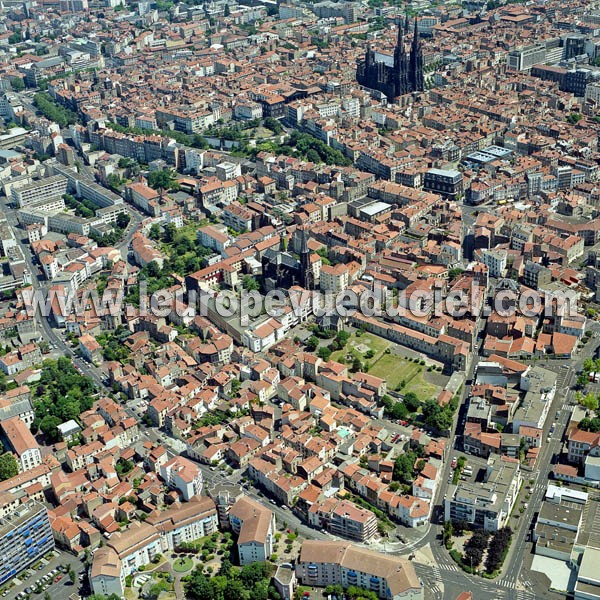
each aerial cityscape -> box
[0,0,599,598]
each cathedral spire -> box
[412,17,419,52]
[396,18,404,48]
[409,18,425,93]
[394,20,409,97]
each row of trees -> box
[445,522,512,575]
[382,391,420,421]
[485,527,512,573]
[324,585,379,600]
[576,357,600,390]
[63,193,96,219]
[462,530,489,568]
[33,92,78,128]
[106,121,209,150]
[579,416,600,432]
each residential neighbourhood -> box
[0,0,600,599]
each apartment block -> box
[0,501,54,586]
[10,175,68,208]
[228,496,275,565]
[296,540,423,600]
[444,455,521,531]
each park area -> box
[330,330,444,401]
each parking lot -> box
[3,552,86,600]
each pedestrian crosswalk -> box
[437,561,460,573]
[497,577,516,589]
[516,590,536,600]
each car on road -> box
[450,457,457,469]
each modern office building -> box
[444,454,521,531]
[0,501,54,586]
[423,168,463,200]
[10,175,68,208]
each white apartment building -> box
[159,455,203,501]
[10,175,68,207]
[228,496,275,565]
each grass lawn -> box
[331,331,441,402]
[249,126,275,139]
[173,557,194,573]
[330,332,391,364]
[368,354,440,402]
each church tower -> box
[299,228,314,291]
[409,18,425,93]
[394,21,410,97]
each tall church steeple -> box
[299,227,314,290]
[394,21,409,96]
[409,18,425,93]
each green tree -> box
[336,330,350,346]
[39,414,62,441]
[0,453,18,481]
[264,117,283,135]
[186,569,214,600]
[106,173,124,192]
[147,168,179,191]
[163,222,177,244]
[388,401,408,420]
[306,335,319,352]
[306,148,321,163]
[242,275,260,291]
[393,451,418,484]
[403,392,420,412]
[581,393,600,411]
[33,92,78,127]
[116,212,131,229]
[149,223,162,241]
[422,399,453,431]
[317,346,332,361]
[10,77,25,91]
[579,417,600,432]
